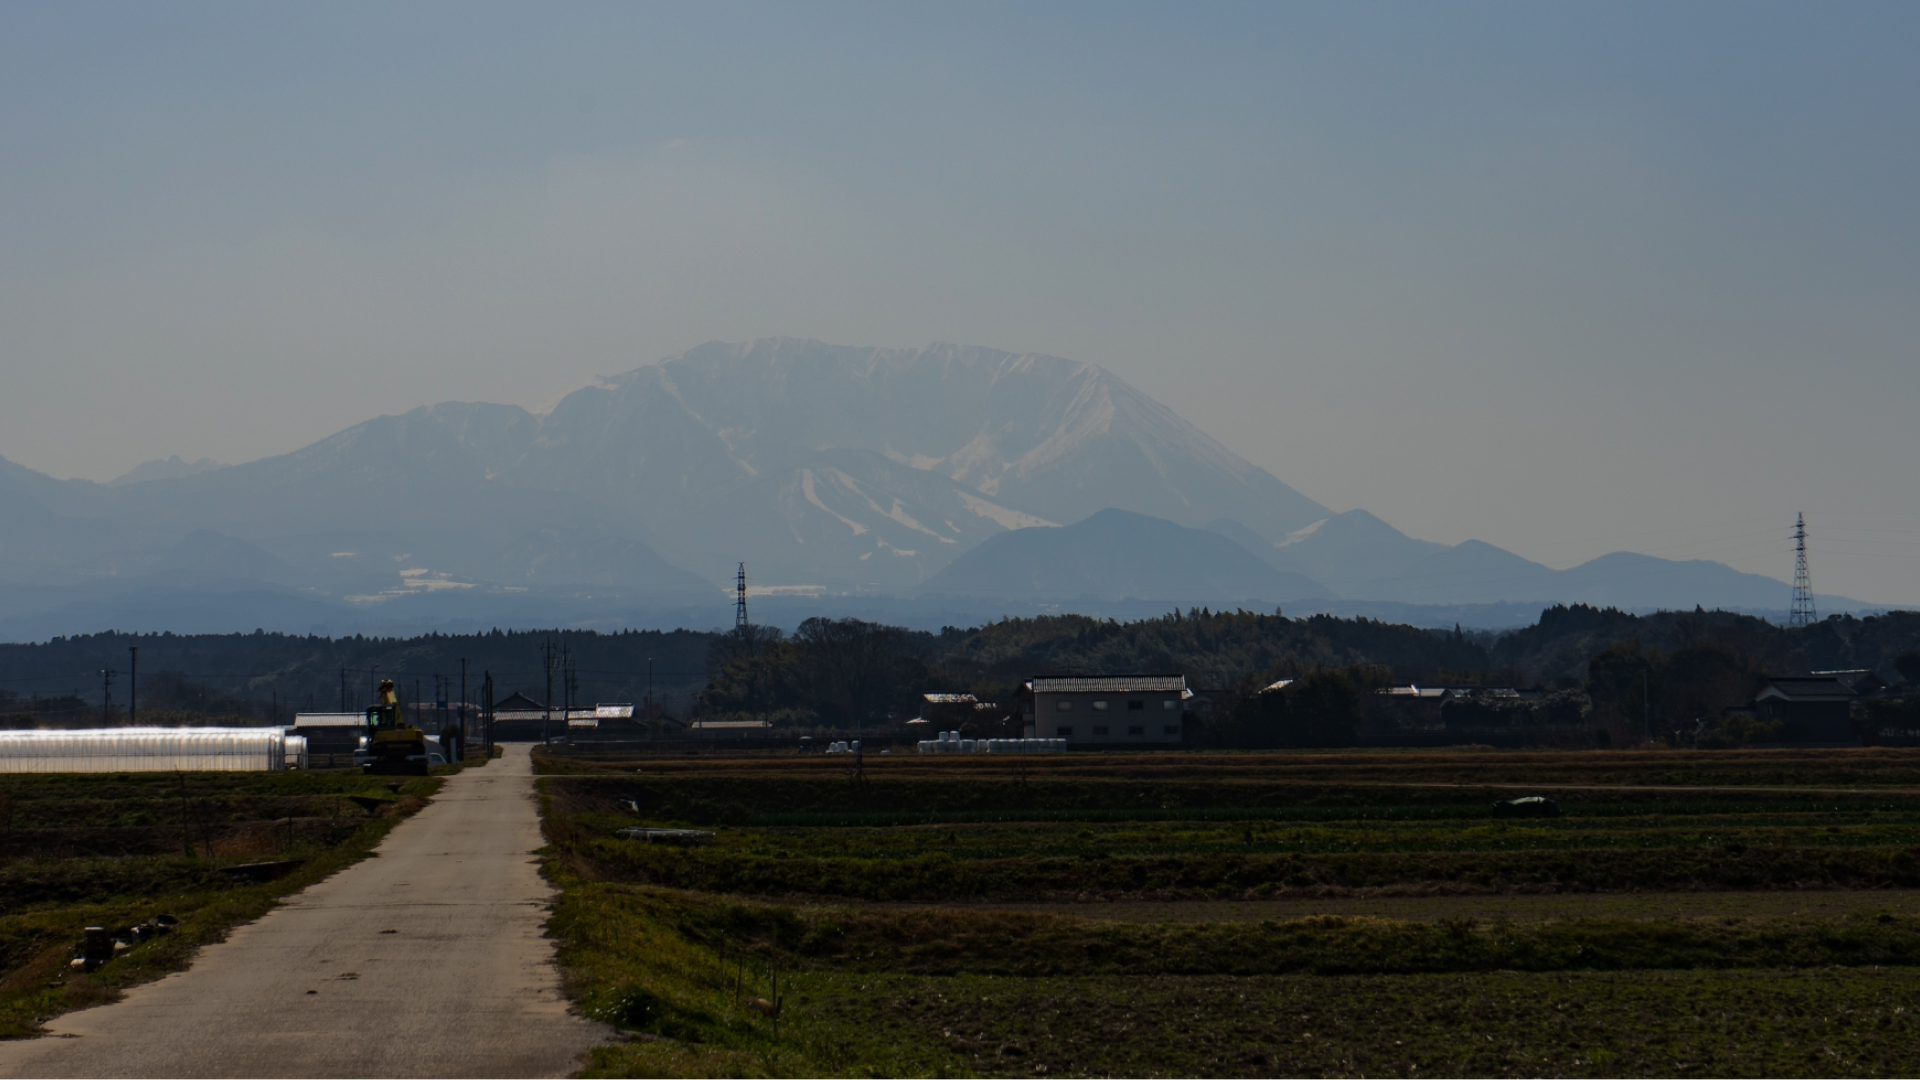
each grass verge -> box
[0,766,462,1039]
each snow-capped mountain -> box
[505,338,1330,585]
[0,337,1854,637]
[0,338,1329,603]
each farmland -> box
[537,747,1920,1077]
[0,765,455,1038]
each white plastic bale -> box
[0,728,287,773]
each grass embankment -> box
[539,748,1920,1077]
[574,885,1920,977]
[0,758,478,1038]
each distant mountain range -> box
[1200,510,1832,611]
[921,509,1332,602]
[0,337,1865,638]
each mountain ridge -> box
[920,508,1331,603]
[0,336,1872,636]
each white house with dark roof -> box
[1025,675,1190,744]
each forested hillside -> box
[699,610,1492,729]
[1492,605,1920,683]
[0,629,714,725]
[936,610,1487,685]
[2,606,1913,733]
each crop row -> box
[576,834,1920,900]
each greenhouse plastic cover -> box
[0,728,289,772]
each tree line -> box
[2,606,1916,744]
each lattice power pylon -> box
[735,562,750,631]
[1789,512,1816,628]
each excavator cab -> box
[363,679,430,776]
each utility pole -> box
[542,638,555,746]
[128,646,138,727]
[1643,666,1652,745]
[370,665,380,712]
[647,657,654,742]
[482,670,495,757]
[562,644,577,737]
[339,666,347,712]
[459,658,468,748]
[1789,512,1817,628]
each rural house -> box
[1024,675,1189,745]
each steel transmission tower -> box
[735,563,749,631]
[1789,512,1816,628]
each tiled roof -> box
[1758,677,1853,699]
[922,693,978,703]
[1031,676,1186,693]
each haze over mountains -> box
[0,338,1857,639]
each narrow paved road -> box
[0,745,609,1078]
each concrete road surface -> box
[0,744,610,1078]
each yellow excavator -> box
[362,679,430,776]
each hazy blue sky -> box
[2,2,1916,602]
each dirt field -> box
[876,888,1920,924]
[536,746,1920,1077]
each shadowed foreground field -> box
[536,748,1920,1077]
[0,766,455,1038]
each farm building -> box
[686,719,772,739]
[1751,677,1857,743]
[567,704,635,730]
[489,692,553,741]
[918,693,978,726]
[1025,675,1189,745]
[292,711,368,768]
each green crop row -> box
[699,821,1920,861]
[579,835,1920,900]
